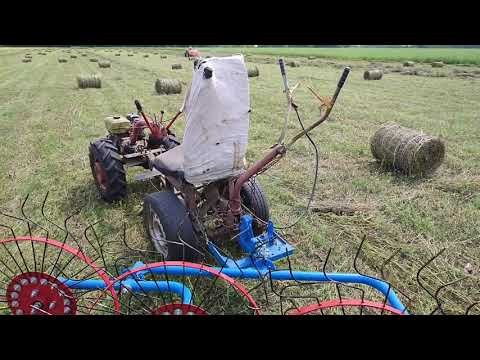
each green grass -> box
[0,46,479,315]
[200,47,480,65]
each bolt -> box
[161,312,170,315]
[49,302,56,310]
[13,284,21,292]
[64,299,70,306]
[10,292,19,299]
[30,277,38,284]
[20,279,28,286]
[186,312,195,315]
[11,301,19,308]
[40,279,48,285]
[30,289,39,298]
[64,307,71,314]
[173,308,183,315]
[16,309,23,315]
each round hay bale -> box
[22,58,32,63]
[70,55,77,58]
[58,58,68,63]
[24,55,32,59]
[128,53,133,56]
[77,74,102,89]
[143,54,149,58]
[171,64,182,70]
[403,61,415,67]
[431,61,444,68]
[287,61,300,67]
[370,123,445,176]
[115,53,121,56]
[248,66,259,78]
[98,61,111,68]
[160,55,167,59]
[363,69,383,80]
[155,79,182,95]
[90,58,98,62]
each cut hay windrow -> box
[98,61,111,68]
[248,66,260,78]
[431,61,444,68]
[58,58,68,63]
[155,79,182,95]
[363,69,383,80]
[77,74,102,89]
[171,64,182,70]
[370,123,445,176]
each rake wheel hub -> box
[153,303,207,315]
[7,272,77,315]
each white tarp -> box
[180,55,250,185]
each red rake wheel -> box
[107,261,260,315]
[0,236,120,315]
[286,299,406,315]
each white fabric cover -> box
[180,55,250,185]
[153,144,184,174]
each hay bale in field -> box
[70,55,77,58]
[248,66,259,77]
[143,54,149,58]
[370,123,445,176]
[363,69,383,80]
[287,61,300,67]
[22,58,32,63]
[77,74,102,89]
[403,61,415,67]
[24,55,32,59]
[81,53,87,56]
[431,61,444,68]
[98,61,111,68]
[58,58,68,63]
[90,58,98,62]
[155,79,182,95]
[128,53,133,56]
[171,64,182,70]
[160,55,167,59]
[115,53,121,56]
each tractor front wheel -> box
[89,139,127,202]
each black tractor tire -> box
[89,139,127,202]
[240,178,270,235]
[143,191,202,262]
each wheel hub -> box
[153,303,207,315]
[94,161,108,191]
[6,272,77,315]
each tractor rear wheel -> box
[240,178,270,235]
[89,139,127,202]
[144,191,202,262]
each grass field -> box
[0,46,479,314]
[201,47,480,65]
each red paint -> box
[7,272,77,315]
[286,299,406,315]
[109,261,261,315]
[0,236,120,314]
[153,303,207,315]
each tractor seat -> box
[152,144,185,179]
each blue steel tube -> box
[145,266,408,313]
[62,278,193,305]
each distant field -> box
[201,47,480,65]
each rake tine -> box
[416,248,446,309]
[430,276,469,315]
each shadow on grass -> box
[366,161,433,186]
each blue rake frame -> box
[61,216,408,314]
